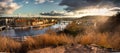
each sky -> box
[0,0,67,16]
[0,0,120,17]
[13,0,66,15]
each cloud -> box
[59,0,120,11]
[0,0,13,2]
[25,1,29,4]
[40,11,66,16]
[40,10,80,16]
[47,0,54,3]
[35,0,46,4]
[35,0,54,4]
[0,0,20,15]
[110,7,120,11]
[23,0,29,4]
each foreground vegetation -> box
[0,31,120,53]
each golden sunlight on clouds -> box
[73,8,117,17]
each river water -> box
[0,21,70,37]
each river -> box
[0,21,71,37]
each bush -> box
[64,22,85,36]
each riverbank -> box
[0,22,56,37]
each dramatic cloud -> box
[0,0,20,15]
[59,0,120,11]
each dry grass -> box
[0,31,120,52]
[22,31,120,52]
[19,33,73,53]
[23,33,73,49]
[76,33,111,48]
[109,32,120,49]
[0,36,21,52]
[75,32,120,49]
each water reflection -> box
[14,27,48,37]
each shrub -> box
[64,22,85,36]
